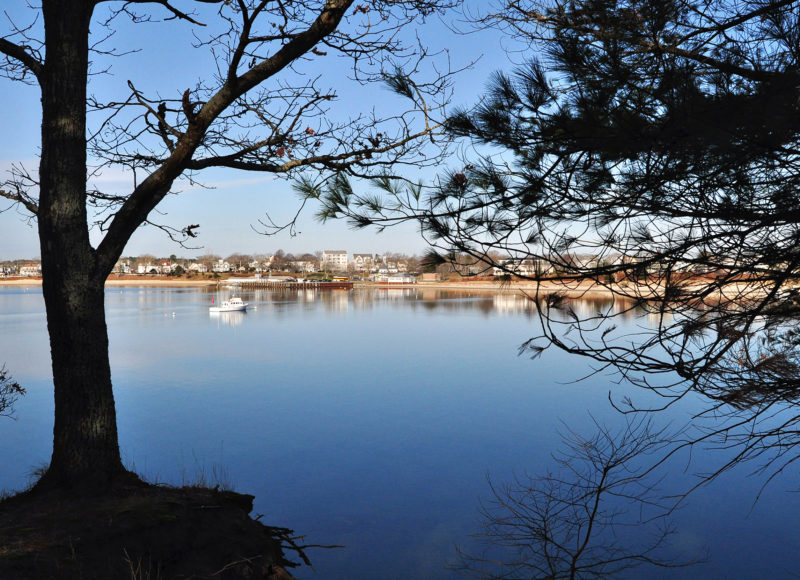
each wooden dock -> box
[221,277,354,290]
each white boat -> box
[209,296,248,312]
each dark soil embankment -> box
[0,483,301,579]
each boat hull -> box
[209,304,247,312]
[209,296,248,312]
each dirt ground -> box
[0,482,302,579]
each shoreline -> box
[1,276,758,300]
[0,276,619,296]
[408,280,616,296]
[0,277,218,287]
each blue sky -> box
[0,3,518,260]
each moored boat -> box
[209,296,248,312]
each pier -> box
[221,277,354,290]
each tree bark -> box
[36,0,127,491]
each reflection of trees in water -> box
[239,288,650,325]
[457,417,702,579]
[206,286,791,571]
[240,287,599,318]
[523,292,800,496]
[302,0,800,571]
[528,294,644,323]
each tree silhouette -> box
[0,0,456,492]
[315,0,800,485]
[456,417,700,579]
[0,366,23,419]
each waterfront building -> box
[19,263,42,277]
[322,250,348,272]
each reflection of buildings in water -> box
[541,295,641,322]
[384,288,416,300]
[249,288,272,303]
[419,289,446,302]
[243,288,316,312]
[197,286,650,323]
[646,310,673,328]
[559,296,622,319]
[320,290,349,312]
[566,298,602,319]
[492,293,535,314]
[209,310,245,327]
[350,289,376,309]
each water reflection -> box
[209,311,246,327]
[0,285,790,579]
[188,286,648,321]
[459,416,698,579]
[320,290,350,312]
[493,293,536,314]
[97,286,649,321]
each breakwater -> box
[221,277,354,290]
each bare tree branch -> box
[0,37,43,82]
[317,0,800,502]
[0,365,25,419]
[85,0,456,279]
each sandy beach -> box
[0,277,217,287]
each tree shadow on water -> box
[455,416,705,579]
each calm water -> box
[0,286,798,578]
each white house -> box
[291,260,318,273]
[492,258,552,277]
[351,253,374,271]
[322,250,348,272]
[159,260,176,274]
[137,263,159,274]
[113,260,132,274]
[212,259,231,273]
[386,273,416,284]
[19,263,42,277]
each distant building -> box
[291,260,318,273]
[113,260,132,274]
[351,253,374,271]
[322,250,348,272]
[492,258,551,277]
[386,273,416,284]
[19,263,41,277]
[212,259,231,273]
[137,263,158,274]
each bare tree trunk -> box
[39,274,126,490]
[36,0,127,491]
